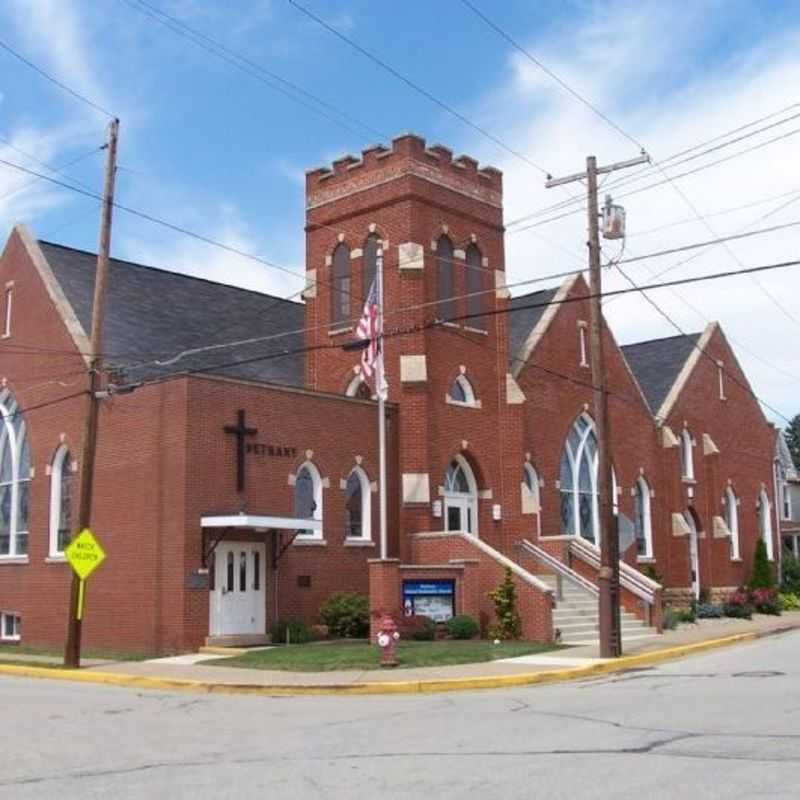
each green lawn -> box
[208,640,563,672]
[0,644,150,662]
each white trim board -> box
[201,515,321,531]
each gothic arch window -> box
[758,488,774,561]
[559,414,598,543]
[345,373,372,400]
[294,461,323,540]
[680,428,694,480]
[436,235,455,322]
[465,244,485,331]
[345,466,371,541]
[363,233,380,300]
[447,373,478,406]
[634,476,653,558]
[49,444,73,557]
[0,390,30,557]
[330,242,351,327]
[724,486,740,560]
[443,455,478,536]
[521,463,540,516]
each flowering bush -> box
[750,587,781,616]
[778,592,800,611]
[723,589,753,619]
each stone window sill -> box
[445,397,482,409]
[328,326,353,337]
[463,326,488,335]
[0,556,29,565]
[344,538,375,547]
[636,556,656,564]
[45,556,68,564]
[729,557,742,562]
[293,538,327,547]
[681,477,697,485]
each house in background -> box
[777,434,800,559]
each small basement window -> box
[1,612,20,641]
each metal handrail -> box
[519,540,599,597]
[568,537,661,604]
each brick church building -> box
[0,134,782,654]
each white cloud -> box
[465,2,800,420]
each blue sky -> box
[1,0,800,419]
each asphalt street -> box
[1,630,799,799]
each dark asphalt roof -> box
[621,332,701,414]
[507,286,559,368]
[39,241,306,386]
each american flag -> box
[355,279,387,398]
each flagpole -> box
[376,247,388,560]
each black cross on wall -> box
[224,409,258,493]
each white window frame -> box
[49,445,72,558]
[725,486,740,560]
[680,428,694,481]
[521,463,540,515]
[345,373,371,399]
[717,360,726,400]
[759,488,774,561]
[446,374,480,408]
[294,460,324,541]
[2,286,12,338]
[0,389,30,560]
[0,611,20,641]
[635,476,654,559]
[344,466,372,541]
[559,414,599,544]
[442,454,479,538]
[578,321,588,367]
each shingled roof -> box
[621,332,701,415]
[38,241,306,386]
[507,286,559,369]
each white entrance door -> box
[685,512,700,600]
[445,496,474,534]
[210,542,266,637]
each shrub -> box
[749,539,775,591]
[723,589,753,619]
[488,567,522,640]
[751,587,781,615]
[319,592,369,638]
[778,592,800,611]
[663,608,680,630]
[696,602,724,619]
[446,615,479,640]
[270,619,311,645]
[409,616,437,641]
[675,607,696,624]
[642,564,663,585]
[781,555,800,594]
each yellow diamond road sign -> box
[65,528,106,581]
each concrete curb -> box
[0,627,793,696]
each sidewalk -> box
[2,612,799,695]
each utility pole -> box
[64,118,119,668]
[546,152,648,658]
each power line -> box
[287,0,550,176]
[120,0,387,141]
[0,38,115,118]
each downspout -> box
[773,457,783,585]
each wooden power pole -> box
[546,152,648,658]
[64,118,120,668]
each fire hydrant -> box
[376,613,400,667]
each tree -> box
[785,414,800,471]
[488,567,522,640]
[749,539,775,591]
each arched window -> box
[724,486,740,560]
[330,243,351,327]
[294,461,323,540]
[345,373,372,400]
[758,488,774,561]
[49,445,73,557]
[680,428,694,480]
[443,455,478,536]
[436,236,455,321]
[447,374,478,406]
[0,390,30,557]
[521,463,540,515]
[559,414,598,543]
[345,467,371,541]
[634,476,653,558]
[465,244,485,331]
[363,233,380,300]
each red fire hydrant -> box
[376,613,400,668]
